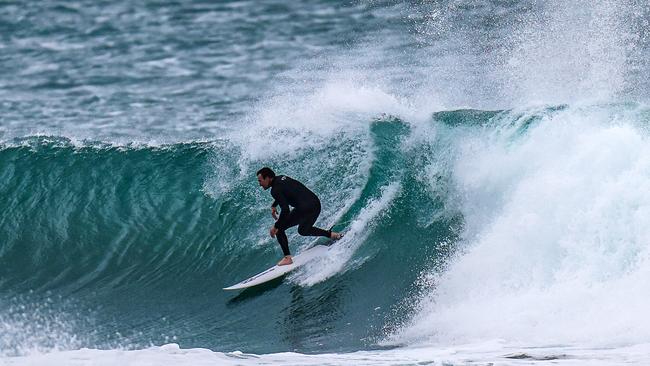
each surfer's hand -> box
[271,206,278,220]
[270,226,278,238]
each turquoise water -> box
[4,1,650,365]
[0,116,461,354]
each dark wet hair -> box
[256,167,275,179]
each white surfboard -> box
[223,245,330,290]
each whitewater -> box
[3,0,650,365]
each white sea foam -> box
[7,341,650,366]
[236,75,415,162]
[390,105,650,350]
[291,182,401,287]
[0,296,86,357]
[502,0,636,105]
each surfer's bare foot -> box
[277,256,293,266]
[330,232,343,240]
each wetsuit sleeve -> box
[271,191,290,230]
[271,200,278,208]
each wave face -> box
[0,116,460,355]
[5,104,650,359]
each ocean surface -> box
[3,1,650,365]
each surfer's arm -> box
[271,206,278,220]
[270,199,279,219]
[271,192,290,230]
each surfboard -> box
[223,245,330,290]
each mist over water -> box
[3,0,650,365]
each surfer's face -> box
[257,174,271,190]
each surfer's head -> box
[256,167,275,190]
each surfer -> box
[257,167,342,266]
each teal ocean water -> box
[3,1,650,365]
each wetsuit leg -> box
[276,232,291,256]
[275,209,304,256]
[296,203,330,238]
[275,203,330,255]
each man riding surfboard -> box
[257,167,342,266]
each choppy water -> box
[3,1,650,365]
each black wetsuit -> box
[271,175,330,255]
